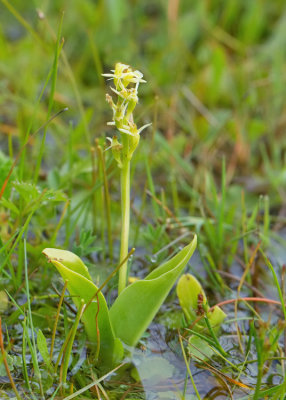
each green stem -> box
[118,160,130,294]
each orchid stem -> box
[118,160,130,294]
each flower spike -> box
[102,63,151,165]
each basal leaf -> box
[43,248,91,280]
[42,248,123,367]
[109,235,197,347]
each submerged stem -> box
[118,160,130,294]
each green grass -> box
[0,0,286,398]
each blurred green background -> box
[1,0,286,208]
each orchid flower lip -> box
[102,73,116,77]
[118,127,135,136]
[121,123,132,130]
[102,72,146,83]
[123,76,146,83]
[105,137,122,148]
[101,76,115,82]
[137,123,152,134]
[121,71,144,78]
[110,87,138,103]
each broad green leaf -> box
[0,291,8,313]
[0,352,13,376]
[109,236,197,347]
[132,356,175,384]
[37,329,52,370]
[42,248,123,367]
[188,335,216,361]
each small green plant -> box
[177,273,226,358]
[43,63,197,369]
[177,273,226,331]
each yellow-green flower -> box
[103,63,150,166]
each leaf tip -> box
[193,234,197,247]
[42,248,52,261]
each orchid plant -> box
[43,63,197,369]
[103,63,151,294]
